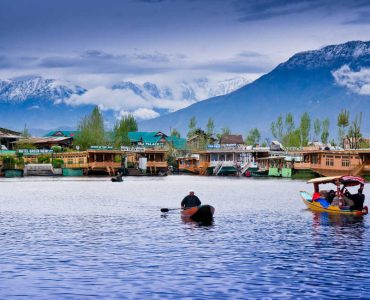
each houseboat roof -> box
[0,127,23,139]
[219,135,244,145]
[198,147,270,154]
[44,130,79,138]
[13,136,72,144]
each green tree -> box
[245,128,261,145]
[337,109,349,147]
[170,128,181,138]
[313,118,321,141]
[271,115,283,141]
[74,106,106,150]
[113,114,138,147]
[206,117,215,136]
[321,118,330,144]
[217,127,231,141]
[187,116,197,138]
[299,112,311,146]
[346,112,362,149]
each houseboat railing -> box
[146,161,167,167]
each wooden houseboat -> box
[177,154,210,175]
[202,146,269,176]
[292,149,370,177]
[124,147,168,175]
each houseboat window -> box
[325,158,334,167]
[68,159,73,165]
[342,159,350,167]
[79,158,84,164]
[335,156,341,159]
[312,154,318,164]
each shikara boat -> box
[300,175,368,216]
[181,205,215,222]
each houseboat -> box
[177,154,210,175]
[124,147,168,175]
[292,149,368,177]
[202,146,269,176]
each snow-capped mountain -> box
[282,40,370,70]
[0,76,86,102]
[140,41,370,136]
[111,77,249,102]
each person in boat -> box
[181,191,201,208]
[344,184,365,211]
[327,190,336,205]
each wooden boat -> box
[181,205,215,222]
[300,175,368,216]
[111,175,123,182]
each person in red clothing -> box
[312,183,321,201]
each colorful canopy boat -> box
[181,205,215,222]
[300,175,368,216]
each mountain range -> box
[140,40,370,137]
[0,76,249,134]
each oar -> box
[160,208,183,212]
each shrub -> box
[37,155,51,164]
[52,158,64,168]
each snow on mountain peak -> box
[0,76,86,102]
[282,41,370,70]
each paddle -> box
[160,208,183,212]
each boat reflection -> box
[181,216,214,227]
[311,211,364,227]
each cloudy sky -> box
[1,0,370,119]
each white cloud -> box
[332,65,370,95]
[65,86,149,111]
[63,85,194,120]
[119,108,160,120]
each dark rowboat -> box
[181,205,215,222]
[111,176,123,182]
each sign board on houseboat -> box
[89,146,113,150]
[121,146,146,152]
[18,149,54,154]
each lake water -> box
[0,176,369,299]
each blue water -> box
[0,176,369,299]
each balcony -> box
[89,162,121,169]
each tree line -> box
[178,109,367,149]
[72,106,367,150]
[74,106,138,150]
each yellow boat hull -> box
[300,191,367,216]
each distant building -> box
[343,137,370,150]
[219,134,244,146]
[0,127,23,150]
[128,131,186,150]
[44,130,79,138]
[13,136,73,149]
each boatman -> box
[181,191,201,208]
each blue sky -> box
[1,0,370,120]
[1,0,370,85]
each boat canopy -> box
[308,175,365,186]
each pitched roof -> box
[0,127,22,138]
[44,130,79,137]
[168,136,187,149]
[219,134,244,145]
[128,132,164,145]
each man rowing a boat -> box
[181,191,201,208]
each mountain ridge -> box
[139,40,370,137]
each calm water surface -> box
[0,176,369,299]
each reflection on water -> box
[312,211,365,227]
[0,176,369,299]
